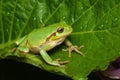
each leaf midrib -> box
[71,26,120,35]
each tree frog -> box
[15,22,84,67]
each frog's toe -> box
[55,58,69,64]
[63,45,84,57]
[58,60,69,65]
[58,60,69,67]
[51,60,69,67]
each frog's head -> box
[46,22,72,50]
[49,22,73,41]
[46,22,73,50]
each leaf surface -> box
[0,0,120,80]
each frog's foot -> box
[63,45,84,57]
[56,58,69,65]
[51,58,69,67]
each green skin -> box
[16,22,84,67]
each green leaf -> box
[0,0,120,80]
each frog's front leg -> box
[63,39,84,57]
[40,49,69,67]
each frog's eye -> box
[57,27,64,33]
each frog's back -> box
[27,22,67,47]
[27,28,52,47]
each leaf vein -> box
[94,2,120,30]
[0,0,4,44]
[71,26,119,35]
[44,0,64,24]
[8,0,18,43]
[18,0,38,38]
[71,0,99,25]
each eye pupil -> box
[57,27,64,33]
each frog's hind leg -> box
[40,49,69,67]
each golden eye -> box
[57,27,64,33]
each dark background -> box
[0,59,113,80]
[0,59,72,80]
